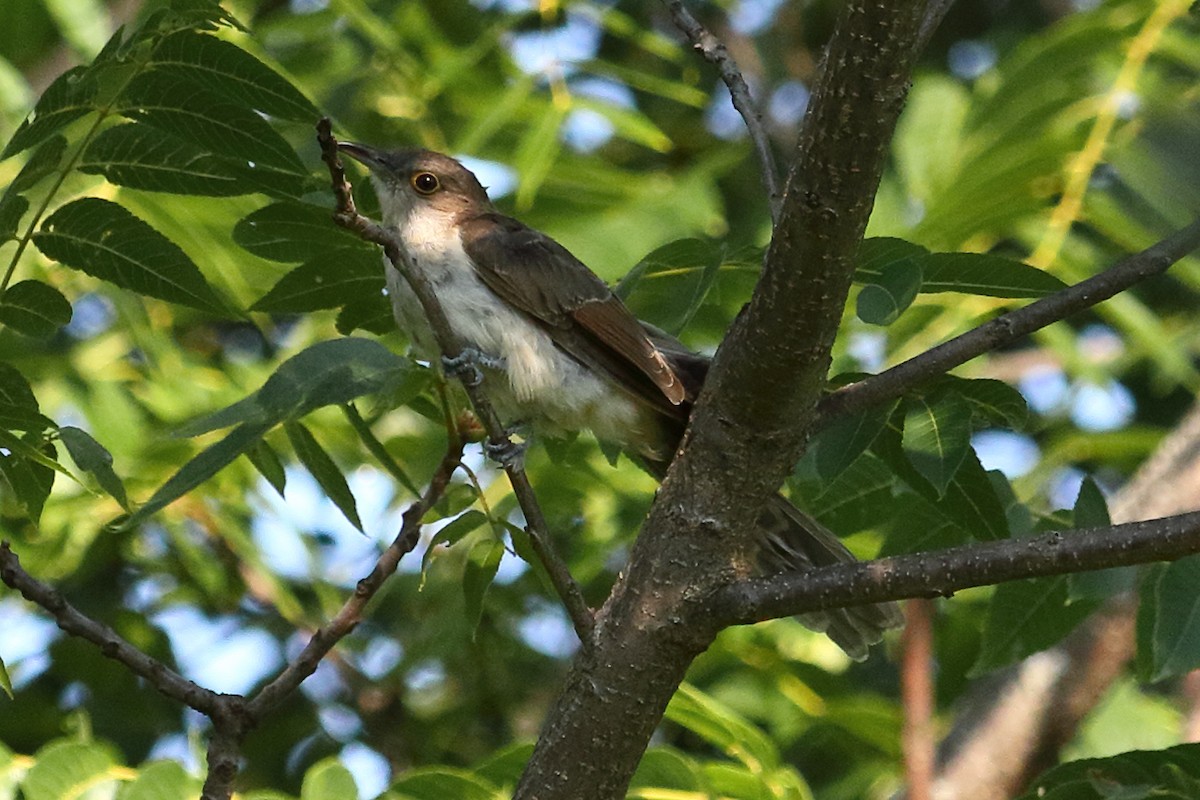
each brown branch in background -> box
[816,217,1200,426]
[316,118,595,643]
[902,599,935,800]
[661,0,781,220]
[714,509,1200,625]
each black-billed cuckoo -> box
[339,143,902,659]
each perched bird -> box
[339,143,902,658]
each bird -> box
[338,142,903,659]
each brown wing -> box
[459,212,686,408]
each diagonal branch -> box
[713,510,1200,625]
[0,540,224,715]
[816,216,1200,425]
[661,0,781,220]
[315,119,595,644]
[246,435,465,718]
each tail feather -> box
[757,496,903,660]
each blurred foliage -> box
[0,0,1198,798]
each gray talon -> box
[442,348,505,387]
[486,437,527,469]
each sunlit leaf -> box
[665,684,779,773]
[920,252,1067,297]
[390,767,502,800]
[1018,742,1200,800]
[18,738,118,800]
[300,757,357,800]
[120,760,202,800]
[34,198,226,313]
[463,534,504,631]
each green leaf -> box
[949,376,1030,429]
[7,134,68,196]
[901,390,972,496]
[120,760,203,800]
[174,338,414,437]
[972,574,1098,675]
[0,656,11,699]
[919,252,1068,297]
[34,198,226,313]
[574,96,672,152]
[252,251,385,313]
[300,757,358,800]
[0,280,73,338]
[0,362,38,410]
[246,440,286,497]
[125,422,269,527]
[463,533,504,632]
[629,747,702,792]
[79,123,244,196]
[59,426,129,510]
[148,31,319,122]
[854,236,928,283]
[665,683,780,773]
[1068,477,1133,603]
[856,257,923,325]
[233,202,365,263]
[0,195,29,240]
[812,400,897,484]
[935,451,1011,541]
[616,238,732,335]
[20,740,118,800]
[1137,556,1200,682]
[118,70,305,174]
[0,403,56,432]
[335,296,395,336]
[390,767,502,800]
[285,421,362,532]
[423,510,489,574]
[1017,743,1200,800]
[514,104,565,209]
[2,66,97,159]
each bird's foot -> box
[485,436,527,470]
[441,348,506,387]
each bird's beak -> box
[337,141,386,172]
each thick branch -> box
[514,4,931,799]
[662,0,781,219]
[315,119,594,643]
[818,217,1200,424]
[714,510,1200,625]
[0,541,222,716]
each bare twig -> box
[316,118,595,643]
[246,435,465,718]
[0,541,223,715]
[816,217,1200,425]
[714,510,1200,625]
[661,0,781,220]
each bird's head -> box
[338,143,491,229]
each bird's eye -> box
[411,172,440,195]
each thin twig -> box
[315,119,595,643]
[816,217,1200,425]
[714,509,1200,625]
[246,435,464,718]
[661,0,781,220]
[0,541,223,716]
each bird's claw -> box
[485,436,527,470]
[441,348,504,387]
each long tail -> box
[757,495,904,660]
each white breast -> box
[382,202,656,452]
